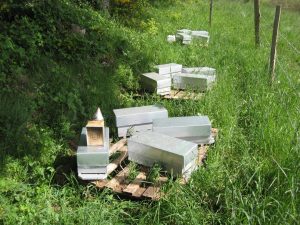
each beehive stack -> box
[172,66,216,91]
[140,72,171,95]
[77,108,110,180]
[170,29,210,45]
[154,63,182,79]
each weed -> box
[147,163,162,184]
[127,162,139,182]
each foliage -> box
[0,0,300,224]
[147,163,161,184]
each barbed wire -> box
[260,13,300,56]
[279,33,300,55]
[259,21,298,92]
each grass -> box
[1,0,299,224]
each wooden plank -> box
[142,176,168,200]
[132,187,147,197]
[254,0,261,46]
[123,172,146,194]
[164,90,203,100]
[107,147,128,175]
[211,128,218,139]
[93,180,108,189]
[109,139,127,155]
[269,5,281,83]
[198,144,208,164]
[142,186,162,200]
[105,167,129,192]
[209,0,213,27]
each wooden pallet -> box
[163,90,203,100]
[93,128,218,200]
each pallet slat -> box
[142,176,168,200]
[164,90,203,100]
[105,167,130,192]
[132,187,147,197]
[109,139,127,155]
[123,172,146,194]
[107,146,128,175]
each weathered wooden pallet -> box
[93,128,218,200]
[163,90,203,100]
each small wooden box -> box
[86,120,105,146]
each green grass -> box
[1,0,300,224]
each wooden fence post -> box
[254,0,261,46]
[209,0,213,27]
[269,5,281,83]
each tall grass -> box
[0,0,299,224]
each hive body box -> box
[140,72,171,95]
[177,29,192,35]
[191,31,210,43]
[173,73,214,91]
[114,105,168,137]
[182,67,216,77]
[128,132,198,176]
[175,29,209,45]
[154,63,182,78]
[86,120,105,146]
[152,116,214,144]
[117,123,153,137]
[114,105,168,127]
[77,127,109,180]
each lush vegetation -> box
[0,0,299,224]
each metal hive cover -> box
[191,30,209,36]
[154,63,182,75]
[177,29,192,34]
[113,104,168,127]
[141,73,171,89]
[152,116,212,138]
[173,73,212,91]
[182,67,216,76]
[117,123,153,137]
[128,131,198,174]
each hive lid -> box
[128,131,197,157]
[153,116,211,128]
